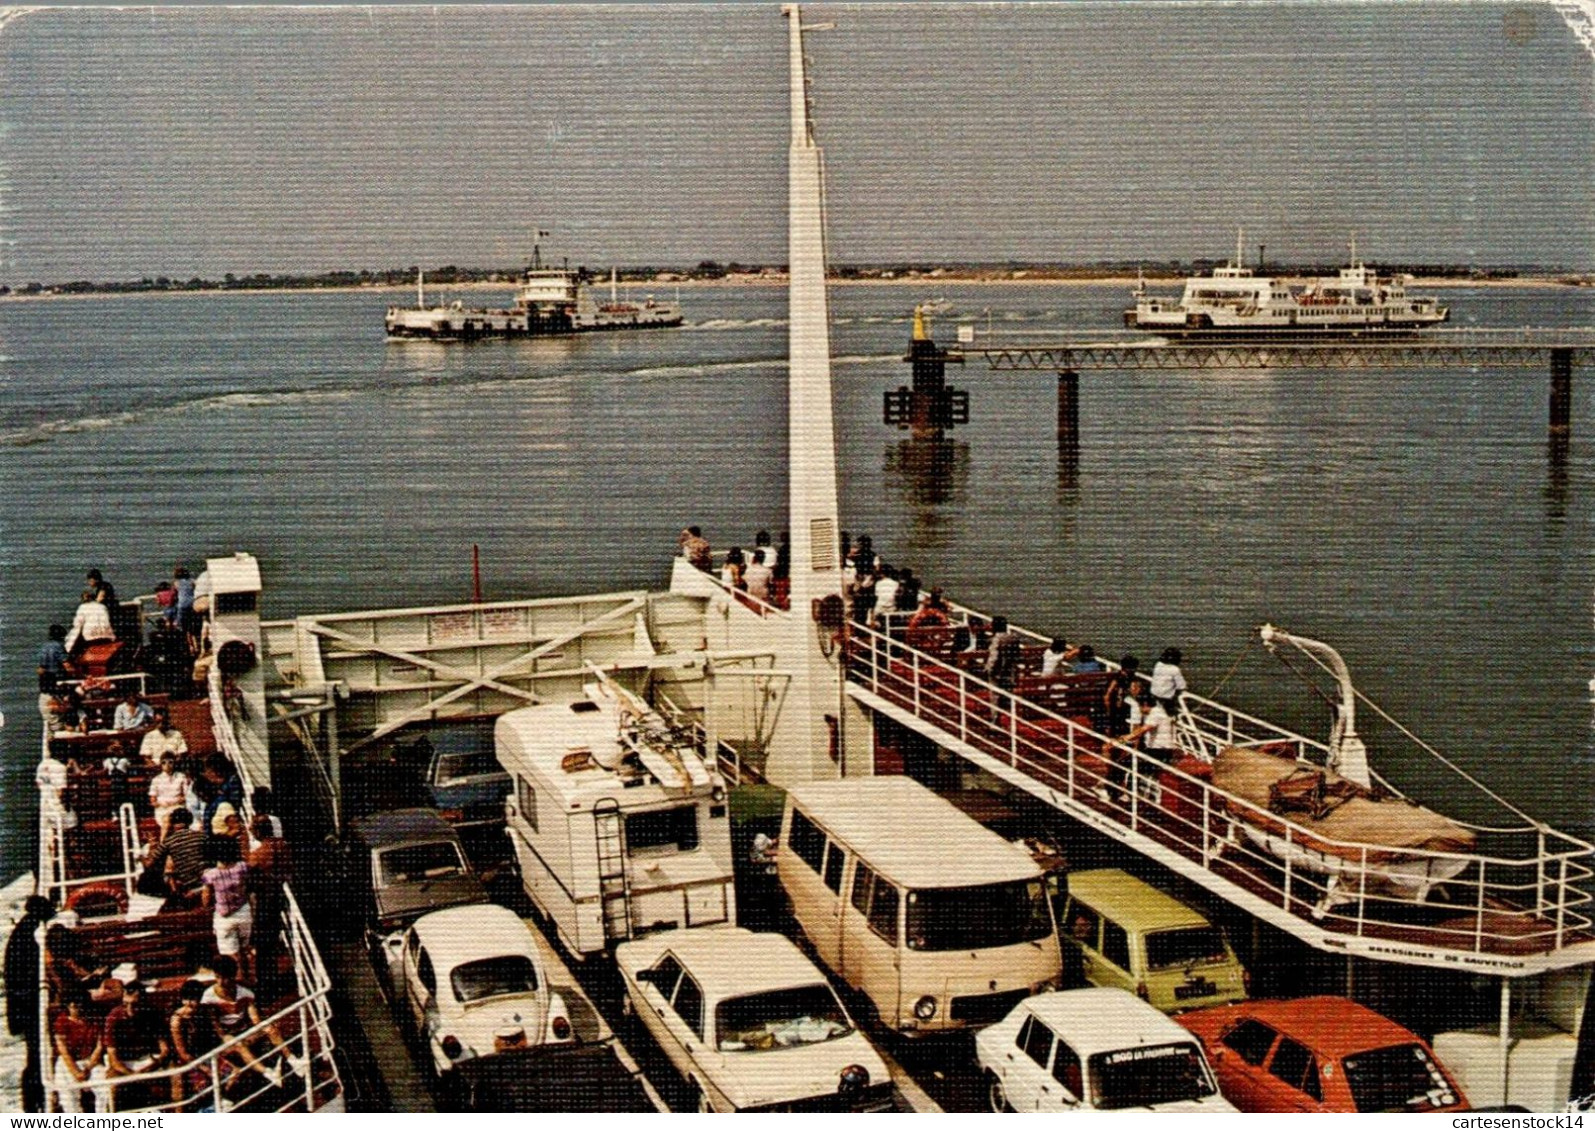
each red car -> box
[1177,996,1469,1113]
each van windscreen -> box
[1089,1042,1216,1109]
[905,878,1051,952]
[1145,926,1229,970]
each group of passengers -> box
[45,931,299,1113]
[681,526,794,610]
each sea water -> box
[1,281,1592,882]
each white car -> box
[975,987,1237,1113]
[397,903,574,1076]
[616,926,895,1112]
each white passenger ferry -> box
[385,246,683,340]
[1125,233,1449,338]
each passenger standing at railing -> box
[202,838,254,985]
[874,567,899,623]
[721,547,747,592]
[1150,648,1188,715]
[679,526,712,572]
[1040,638,1076,678]
[986,617,1022,711]
[1102,656,1142,738]
[37,625,71,722]
[744,549,774,604]
[772,530,791,608]
[8,895,55,1111]
[64,590,114,657]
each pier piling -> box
[1551,348,1573,437]
[1057,368,1080,454]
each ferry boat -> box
[13,9,1595,1115]
[384,247,683,340]
[1125,232,1449,339]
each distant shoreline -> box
[1,272,1585,303]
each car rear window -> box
[378,841,467,886]
[715,984,852,1051]
[451,955,539,1003]
[1089,1042,1217,1110]
[1343,1043,1458,1112]
[1145,926,1229,970]
[434,750,504,784]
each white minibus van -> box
[778,777,1062,1033]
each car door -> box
[1261,1036,1325,1112]
[1212,1018,1280,1111]
[403,934,440,1040]
[1001,1012,1054,1111]
[1061,899,1100,988]
[1047,1037,1086,1111]
[634,954,688,1077]
[661,972,711,1106]
[1094,915,1137,997]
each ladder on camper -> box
[594,798,632,944]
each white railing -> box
[842,623,1594,959]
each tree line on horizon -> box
[1,258,1577,296]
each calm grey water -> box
[1,282,1593,882]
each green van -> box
[1059,869,1248,1014]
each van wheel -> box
[986,1071,1012,1113]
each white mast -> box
[417,267,425,310]
[1235,226,1245,269]
[775,4,844,781]
[610,266,618,303]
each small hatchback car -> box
[975,987,1236,1113]
[1177,996,1469,1113]
[397,902,574,1076]
[616,926,895,1112]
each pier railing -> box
[841,622,1595,969]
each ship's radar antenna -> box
[532,229,550,271]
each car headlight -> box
[913,995,937,1020]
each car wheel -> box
[986,1071,1012,1113]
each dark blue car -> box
[398,719,512,829]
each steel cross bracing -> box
[951,329,1595,372]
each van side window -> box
[1268,1037,1321,1102]
[1066,902,1099,948]
[1222,1018,1278,1067]
[789,810,827,873]
[641,954,683,1001]
[822,841,846,894]
[868,879,899,943]
[1101,918,1131,970]
[517,777,538,833]
[851,862,876,915]
[1051,1038,1084,1099]
[1019,1013,1054,1068]
[673,974,705,1040]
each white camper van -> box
[778,777,1063,1033]
[496,681,736,956]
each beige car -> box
[616,927,895,1112]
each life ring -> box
[65,881,128,918]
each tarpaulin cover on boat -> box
[1213,745,1477,861]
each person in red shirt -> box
[50,988,108,1113]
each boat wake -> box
[679,316,787,332]
[623,352,895,379]
[0,387,360,447]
